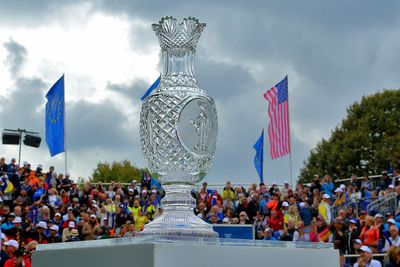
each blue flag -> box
[150,177,162,190]
[45,75,65,156]
[253,129,264,183]
[141,75,161,101]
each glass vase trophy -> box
[139,17,218,237]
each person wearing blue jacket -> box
[321,175,334,197]
[299,202,312,226]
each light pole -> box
[2,128,41,165]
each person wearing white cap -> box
[82,214,99,241]
[263,227,277,241]
[47,225,61,243]
[333,188,345,207]
[281,181,291,195]
[382,225,400,252]
[32,221,47,244]
[62,221,76,242]
[0,239,19,266]
[2,217,24,246]
[318,194,332,225]
[354,245,382,267]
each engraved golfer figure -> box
[190,102,210,152]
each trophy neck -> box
[153,17,205,92]
[161,49,196,80]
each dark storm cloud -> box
[3,39,27,77]
[0,76,47,133]
[106,79,148,101]
[1,40,46,133]
[196,56,256,101]
[66,99,134,151]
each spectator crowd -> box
[0,156,399,267]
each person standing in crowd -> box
[61,173,72,192]
[321,175,334,197]
[298,202,312,226]
[378,171,392,191]
[221,181,235,201]
[359,216,380,247]
[310,175,321,198]
[319,194,332,225]
[281,181,291,196]
[361,175,374,197]
[0,158,7,174]
[345,219,361,253]
[333,188,345,207]
[45,166,57,189]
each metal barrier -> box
[331,197,375,218]
[367,192,397,215]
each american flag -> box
[263,76,291,159]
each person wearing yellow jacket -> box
[221,181,235,201]
[333,188,345,207]
[318,194,332,225]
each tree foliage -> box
[299,89,400,183]
[90,160,144,183]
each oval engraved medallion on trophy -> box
[177,98,217,156]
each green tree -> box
[90,160,144,183]
[299,89,400,183]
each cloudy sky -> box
[0,1,399,186]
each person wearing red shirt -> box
[359,215,380,246]
[4,249,31,267]
[268,209,284,238]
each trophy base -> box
[141,210,218,238]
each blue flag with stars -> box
[45,75,65,157]
[253,129,264,183]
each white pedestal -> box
[32,237,340,267]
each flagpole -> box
[261,128,264,184]
[287,75,294,189]
[63,73,68,175]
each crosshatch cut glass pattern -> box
[139,17,218,237]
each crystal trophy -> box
[139,17,218,237]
